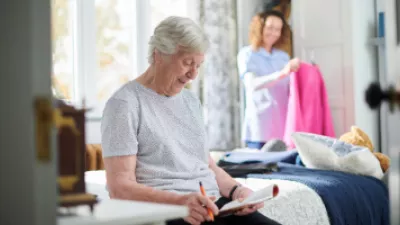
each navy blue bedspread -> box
[248,163,390,225]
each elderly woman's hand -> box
[232,186,264,216]
[179,193,219,225]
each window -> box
[50,0,192,119]
[93,0,136,117]
[51,0,75,101]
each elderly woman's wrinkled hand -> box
[180,193,219,225]
[233,186,264,216]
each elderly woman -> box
[101,16,281,225]
[237,10,300,150]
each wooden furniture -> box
[57,199,188,225]
[86,144,104,171]
[54,100,98,211]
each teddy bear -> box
[339,126,390,173]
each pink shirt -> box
[283,63,336,148]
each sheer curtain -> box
[196,0,241,151]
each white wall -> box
[383,0,400,149]
[86,121,102,143]
[351,0,380,148]
[381,1,400,223]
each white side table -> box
[57,199,188,225]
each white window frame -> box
[63,0,142,119]
[57,0,196,120]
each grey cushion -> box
[261,139,287,152]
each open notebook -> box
[218,184,279,217]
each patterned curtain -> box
[196,0,241,151]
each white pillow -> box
[291,132,384,179]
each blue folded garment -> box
[221,150,299,165]
[295,155,305,166]
[248,163,390,225]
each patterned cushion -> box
[291,132,384,179]
[331,140,366,157]
[297,132,366,156]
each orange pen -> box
[199,181,214,221]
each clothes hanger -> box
[310,50,317,66]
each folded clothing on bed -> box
[218,150,299,165]
[248,163,389,225]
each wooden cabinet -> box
[54,100,97,211]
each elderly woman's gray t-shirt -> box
[101,81,220,197]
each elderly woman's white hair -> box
[148,16,210,64]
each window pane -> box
[51,0,74,101]
[95,0,135,107]
[150,0,190,31]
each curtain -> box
[196,0,241,151]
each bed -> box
[84,150,389,225]
[248,163,389,225]
[85,170,330,225]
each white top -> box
[57,199,188,225]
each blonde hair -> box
[148,16,209,64]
